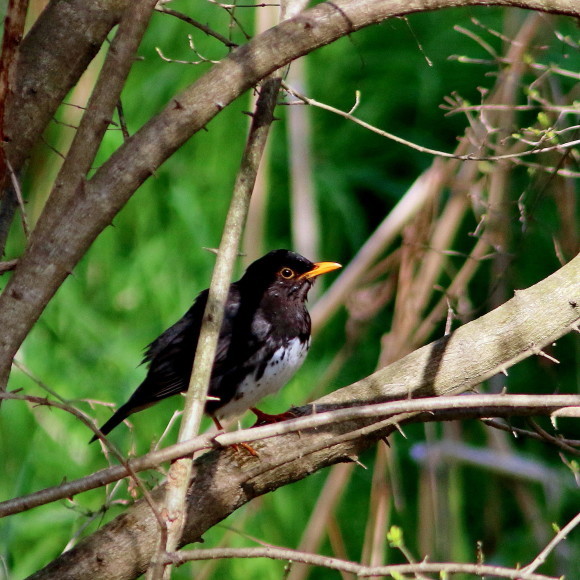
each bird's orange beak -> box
[299,261,342,280]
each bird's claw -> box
[250,407,296,427]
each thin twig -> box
[520,511,580,574]
[282,83,580,162]
[527,419,580,457]
[165,545,558,579]
[156,7,238,48]
[6,158,29,237]
[482,417,580,449]
[0,259,17,274]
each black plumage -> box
[91,250,341,441]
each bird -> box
[91,249,341,442]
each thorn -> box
[381,436,391,448]
[536,349,560,364]
[348,455,367,469]
[392,422,407,439]
[500,367,509,376]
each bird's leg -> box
[212,416,225,431]
[212,416,258,457]
[250,407,296,427]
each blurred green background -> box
[0,2,578,578]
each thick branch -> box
[3,0,129,174]
[0,0,130,254]
[26,255,580,579]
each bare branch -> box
[166,545,559,580]
[283,83,580,162]
[156,6,238,49]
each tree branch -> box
[166,545,559,580]
[0,0,130,254]
[3,0,129,173]
[1,392,578,520]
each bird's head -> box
[239,249,341,302]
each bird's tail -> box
[89,402,135,443]
[89,379,165,443]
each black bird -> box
[91,250,341,441]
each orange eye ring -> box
[279,267,295,279]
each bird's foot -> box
[233,442,259,457]
[250,407,296,427]
[212,416,259,456]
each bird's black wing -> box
[205,292,280,414]
[128,286,245,405]
[93,286,253,439]
[142,291,206,365]
[135,290,208,403]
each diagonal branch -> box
[1,392,578,519]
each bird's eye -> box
[279,267,295,279]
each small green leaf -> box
[387,525,404,548]
[537,112,550,127]
[523,53,534,65]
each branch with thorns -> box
[1,392,578,518]
[162,545,560,580]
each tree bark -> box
[0,0,129,254]
[3,0,129,175]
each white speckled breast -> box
[215,337,310,421]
